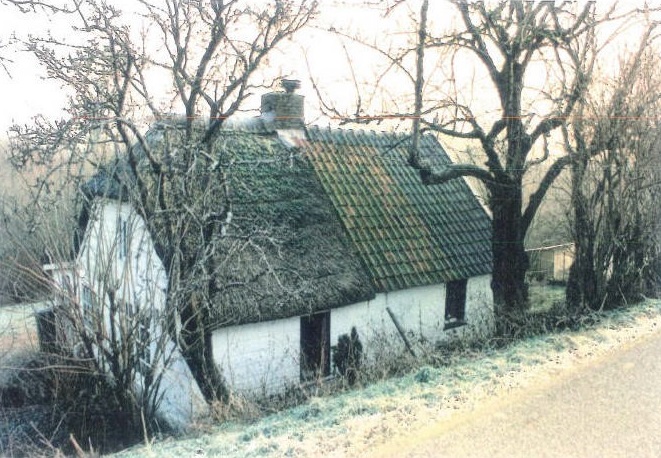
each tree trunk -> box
[490,182,529,325]
[176,293,229,403]
[566,157,601,312]
[565,224,598,312]
[180,322,228,402]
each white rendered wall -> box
[329,285,439,356]
[329,285,440,363]
[212,275,493,396]
[77,199,168,313]
[331,274,493,359]
[75,199,207,431]
[466,275,494,327]
[212,316,300,396]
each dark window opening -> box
[300,312,330,381]
[445,279,467,329]
[118,219,128,259]
[82,285,94,331]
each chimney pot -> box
[281,79,301,93]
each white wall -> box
[212,275,494,396]
[73,199,208,431]
[332,274,494,360]
[78,199,168,313]
[212,316,300,396]
[139,339,208,433]
[330,285,438,360]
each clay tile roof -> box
[305,126,492,292]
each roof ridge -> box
[307,123,413,139]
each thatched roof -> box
[78,126,374,328]
[206,131,374,327]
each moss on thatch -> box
[207,131,374,327]
[80,127,374,328]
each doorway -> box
[300,311,330,381]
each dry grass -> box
[109,298,661,458]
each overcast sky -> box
[0,4,69,131]
[0,0,389,135]
[0,0,657,137]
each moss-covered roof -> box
[306,126,492,292]
[79,127,375,327]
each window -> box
[300,312,330,381]
[445,279,467,329]
[118,218,128,259]
[81,285,94,331]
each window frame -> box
[444,279,467,330]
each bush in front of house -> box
[332,327,363,386]
[0,353,164,457]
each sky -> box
[0,4,69,131]
[0,0,391,135]
[0,0,657,137]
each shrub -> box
[0,353,160,456]
[332,327,363,386]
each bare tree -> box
[563,31,661,311]
[409,1,601,319]
[7,0,317,401]
[317,1,649,323]
[0,186,191,448]
[0,0,76,73]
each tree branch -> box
[417,162,494,188]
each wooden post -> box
[386,307,417,358]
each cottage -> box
[45,87,493,426]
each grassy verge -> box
[111,298,661,458]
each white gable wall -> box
[73,199,207,431]
[78,199,168,311]
[211,274,493,396]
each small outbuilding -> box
[526,243,575,283]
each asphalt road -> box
[376,329,661,458]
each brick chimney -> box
[260,79,305,130]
